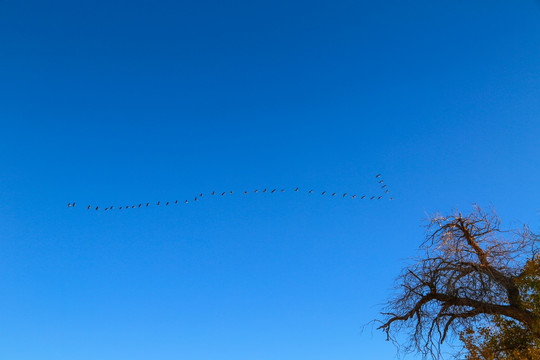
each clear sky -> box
[1,1,539,359]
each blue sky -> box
[1,1,539,359]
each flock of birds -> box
[67,174,392,212]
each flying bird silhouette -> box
[221,192,226,196]
[157,201,160,206]
[321,191,326,195]
[376,174,381,178]
[295,187,299,191]
[308,190,313,193]
[343,193,347,197]
[352,195,357,198]
[370,196,375,200]
[271,189,276,193]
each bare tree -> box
[378,206,539,358]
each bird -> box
[95,206,99,210]
[385,189,389,193]
[132,206,135,208]
[139,204,142,207]
[87,205,91,210]
[381,185,387,188]
[157,201,160,205]
[308,190,313,193]
[175,200,178,204]
[254,189,258,193]
[221,192,226,196]
[281,189,285,192]
[212,191,215,195]
[194,197,198,201]
[295,187,299,191]
[343,193,347,198]
[376,174,381,178]
[200,193,203,197]
[166,202,169,206]
[68,203,71,207]
[185,200,188,203]
[110,206,113,210]
[379,180,384,183]
[119,206,123,209]
[321,191,326,195]
[263,188,267,192]
[271,189,276,193]
[370,196,375,200]
[332,193,336,196]
[352,195,357,199]
[105,208,108,211]
[244,191,248,194]
[361,196,366,199]
[72,202,76,207]
[378,196,382,200]
[230,191,233,194]
[146,203,149,206]
[390,197,394,200]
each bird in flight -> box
[376,174,381,178]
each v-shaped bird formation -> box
[67,174,393,212]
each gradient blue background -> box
[1,1,539,359]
